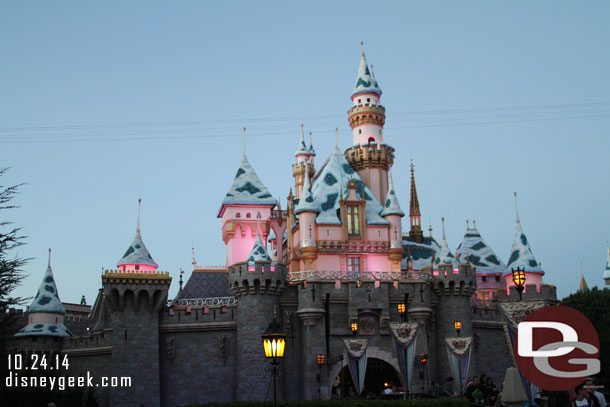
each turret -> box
[218,129,278,266]
[434,217,459,276]
[294,164,321,268]
[16,249,72,345]
[344,44,394,203]
[380,171,404,269]
[503,193,545,295]
[292,125,315,199]
[116,199,158,273]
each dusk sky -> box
[1,1,609,306]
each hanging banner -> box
[342,338,369,395]
[388,322,419,393]
[446,337,472,393]
[498,301,546,405]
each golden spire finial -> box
[192,242,197,266]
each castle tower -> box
[344,44,394,203]
[408,161,424,243]
[380,171,404,270]
[15,249,72,352]
[578,274,589,292]
[431,218,477,388]
[292,125,315,199]
[229,223,286,401]
[104,201,171,407]
[503,193,545,295]
[218,130,278,267]
[603,242,610,286]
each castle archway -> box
[328,346,402,398]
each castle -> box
[10,48,564,407]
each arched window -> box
[246,213,251,218]
[368,137,375,144]
[236,213,241,218]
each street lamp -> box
[261,312,286,407]
[316,355,325,399]
[511,267,526,300]
[397,293,409,321]
[419,353,429,393]
[454,320,462,336]
[350,321,358,336]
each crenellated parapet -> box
[102,269,171,313]
[348,104,386,128]
[228,262,287,297]
[431,264,477,297]
[344,143,395,171]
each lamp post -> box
[511,267,526,300]
[419,353,428,394]
[316,354,325,399]
[454,320,462,336]
[350,321,358,336]
[261,312,286,407]
[397,293,408,322]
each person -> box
[484,377,499,406]
[430,380,444,396]
[585,378,607,407]
[570,382,596,407]
[464,375,483,403]
[442,377,456,398]
[383,385,393,395]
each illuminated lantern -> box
[511,267,526,300]
[316,355,326,366]
[454,320,462,336]
[350,321,358,335]
[261,315,286,360]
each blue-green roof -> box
[351,51,382,99]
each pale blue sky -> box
[1,1,609,305]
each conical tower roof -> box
[219,156,277,212]
[579,275,589,292]
[504,193,544,276]
[117,199,158,268]
[380,171,404,217]
[456,221,506,274]
[351,43,382,99]
[603,243,610,281]
[295,164,321,214]
[247,222,272,264]
[435,218,458,268]
[16,250,72,338]
[308,132,316,156]
[294,125,311,157]
[28,249,65,314]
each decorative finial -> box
[441,217,447,242]
[179,268,184,290]
[243,127,247,159]
[137,198,142,233]
[361,41,365,56]
[192,242,196,266]
[473,220,476,229]
[335,127,339,152]
[466,220,469,229]
[514,192,520,225]
[301,123,304,138]
[370,64,376,80]
[309,131,313,146]
[47,248,52,269]
[428,215,433,237]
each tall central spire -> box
[408,161,423,242]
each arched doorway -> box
[332,357,402,398]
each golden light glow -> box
[351,322,358,332]
[263,337,286,359]
[397,303,406,314]
[454,321,462,331]
[316,355,326,365]
[512,269,526,287]
[419,356,428,365]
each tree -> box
[0,167,28,329]
[560,287,610,395]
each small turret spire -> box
[335,127,340,153]
[47,248,52,270]
[408,160,423,241]
[441,217,447,243]
[137,198,142,233]
[428,215,433,237]
[243,127,247,159]
[361,41,365,56]
[466,220,469,230]
[514,192,521,225]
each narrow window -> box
[358,99,361,104]
[236,213,241,218]
[367,98,370,103]
[347,256,360,272]
[495,276,500,282]
[347,205,360,237]
[358,129,362,134]
[135,265,139,271]
[246,213,251,218]
[368,137,375,144]
[482,276,487,282]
